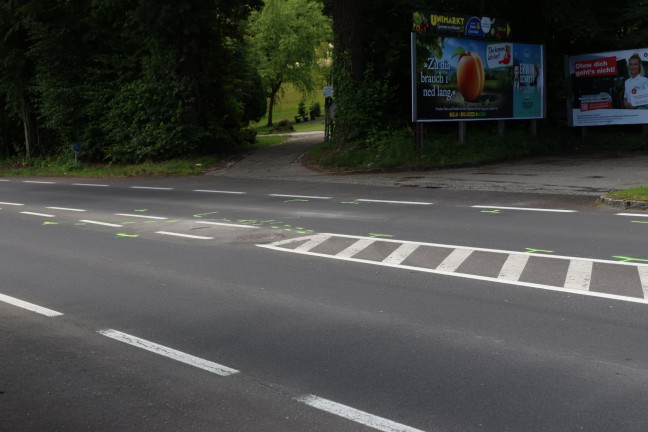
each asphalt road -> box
[1,175,648,432]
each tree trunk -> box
[267,92,275,127]
[266,79,282,127]
[332,0,366,80]
[21,95,38,160]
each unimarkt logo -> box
[430,14,465,27]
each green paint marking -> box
[284,199,309,203]
[121,221,136,225]
[116,233,139,238]
[341,201,360,205]
[75,223,87,226]
[166,219,178,223]
[271,226,280,229]
[369,233,393,238]
[42,221,59,225]
[284,228,293,232]
[238,220,258,224]
[526,248,555,254]
[613,255,648,263]
[260,220,275,223]
[134,209,147,213]
[631,220,648,224]
[193,211,219,218]
[481,209,501,214]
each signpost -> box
[71,144,81,165]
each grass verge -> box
[606,187,648,202]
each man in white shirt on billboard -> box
[624,53,648,109]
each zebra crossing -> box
[258,233,648,304]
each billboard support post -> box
[498,121,505,138]
[458,121,467,145]
[530,120,537,137]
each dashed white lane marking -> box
[194,190,245,195]
[357,199,433,206]
[20,211,55,218]
[72,183,110,187]
[0,293,63,317]
[472,205,577,213]
[0,201,24,206]
[130,186,174,191]
[98,329,239,376]
[296,395,425,432]
[156,231,213,240]
[336,238,375,258]
[195,221,260,229]
[269,194,331,200]
[382,243,419,265]
[564,260,593,291]
[80,220,123,228]
[436,248,473,272]
[46,207,86,212]
[498,254,530,282]
[115,213,168,220]
[639,267,648,299]
[23,180,56,184]
[617,213,648,218]
[0,179,10,182]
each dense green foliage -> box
[0,0,265,163]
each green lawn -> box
[251,83,326,133]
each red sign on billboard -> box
[573,56,617,78]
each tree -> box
[247,0,331,126]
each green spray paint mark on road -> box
[116,233,139,238]
[166,220,178,223]
[120,221,136,225]
[42,221,59,225]
[134,209,147,213]
[284,199,309,203]
[369,233,393,238]
[193,211,219,218]
[613,255,648,263]
[481,209,501,214]
[526,248,555,254]
[341,201,360,205]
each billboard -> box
[412,35,545,122]
[567,48,648,126]
[412,11,511,40]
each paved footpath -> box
[210,131,648,197]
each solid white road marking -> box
[296,395,425,432]
[156,231,213,240]
[564,260,593,291]
[639,267,648,299]
[436,248,473,272]
[23,180,56,184]
[98,329,238,376]
[336,238,375,259]
[472,205,577,213]
[0,293,63,317]
[72,183,110,187]
[616,213,648,218]
[115,213,168,220]
[195,221,260,229]
[194,190,245,194]
[130,186,173,191]
[294,234,331,252]
[498,254,530,282]
[382,243,420,265]
[269,194,331,200]
[20,211,55,218]
[0,201,24,206]
[46,207,86,212]
[80,220,123,228]
[357,199,433,206]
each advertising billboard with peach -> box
[412,35,545,122]
[567,48,648,126]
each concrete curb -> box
[600,196,648,211]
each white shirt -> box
[624,75,648,107]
